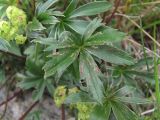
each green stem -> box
[153,25,160,105]
[140,18,149,71]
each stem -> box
[0,90,22,107]
[18,101,39,120]
[104,0,121,24]
[140,18,149,71]
[61,104,65,120]
[0,50,26,60]
[63,0,68,10]
[116,13,160,48]
[153,25,160,105]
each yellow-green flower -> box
[15,34,27,44]
[6,6,27,26]
[54,86,67,107]
[0,20,11,40]
[76,102,95,120]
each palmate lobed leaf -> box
[90,104,111,120]
[27,18,46,31]
[85,27,126,46]
[65,19,89,34]
[111,101,138,120]
[69,1,112,18]
[38,12,59,25]
[37,0,58,14]
[34,36,75,51]
[82,18,102,40]
[115,96,152,104]
[64,0,78,17]
[79,51,104,103]
[43,48,80,78]
[65,92,94,104]
[87,45,135,65]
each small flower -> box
[0,20,11,40]
[15,35,27,44]
[6,6,27,26]
[54,86,67,107]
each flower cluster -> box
[76,102,94,120]
[54,86,79,107]
[0,6,27,44]
[54,86,94,120]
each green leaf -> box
[87,45,134,65]
[85,27,126,46]
[38,0,58,14]
[7,41,21,56]
[38,13,59,25]
[65,20,89,34]
[35,32,76,51]
[79,51,104,103]
[18,77,42,90]
[82,18,102,41]
[111,101,137,120]
[116,97,151,104]
[0,38,10,51]
[114,86,136,96]
[70,1,112,18]
[64,0,78,17]
[90,104,111,120]
[126,70,154,82]
[65,92,94,104]
[32,79,46,101]
[44,49,79,78]
[27,18,46,31]
[26,57,44,76]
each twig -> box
[116,13,160,48]
[104,0,121,24]
[127,37,160,57]
[0,90,22,107]
[141,108,155,115]
[0,85,9,119]
[61,104,65,120]
[0,76,15,119]
[63,0,68,10]
[0,50,26,60]
[18,101,39,120]
[119,1,160,9]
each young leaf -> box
[69,1,112,18]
